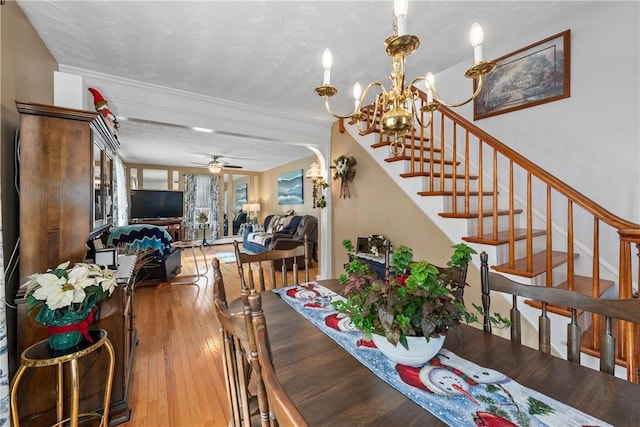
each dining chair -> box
[248,290,310,427]
[233,237,310,296]
[480,251,640,382]
[212,257,269,427]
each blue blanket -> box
[108,225,173,259]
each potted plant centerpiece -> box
[22,261,117,351]
[333,243,508,366]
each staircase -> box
[342,96,640,382]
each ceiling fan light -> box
[208,162,222,174]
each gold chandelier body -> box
[315,1,496,152]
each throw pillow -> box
[273,215,294,233]
[266,215,283,233]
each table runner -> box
[273,283,611,427]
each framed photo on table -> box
[474,30,570,120]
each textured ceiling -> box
[16,0,586,172]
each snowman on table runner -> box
[285,283,336,309]
[324,312,360,332]
[88,87,119,137]
[396,349,563,426]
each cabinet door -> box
[18,108,92,281]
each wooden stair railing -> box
[346,95,640,381]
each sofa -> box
[107,224,182,283]
[243,214,318,262]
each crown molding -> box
[59,64,332,147]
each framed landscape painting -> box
[277,169,304,205]
[474,30,570,120]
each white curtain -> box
[113,156,128,226]
[0,190,10,424]
[193,174,220,240]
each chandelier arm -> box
[323,81,386,120]
[408,76,426,90]
[355,95,381,134]
[411,99,433,129]
[430,75,486,108]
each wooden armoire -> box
[15,102,134,425]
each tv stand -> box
[129,218,183,241]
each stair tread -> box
[401,171,478,179]
[418,190,494,197]
[463,228,546,245]
[556,275,616,294]
[492,250,578,278]
[385,156,457,166]
[439,209,522,218]
[371,141,438,152]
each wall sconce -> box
[306,162,329,208]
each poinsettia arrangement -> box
[22,261,117,324]
[334,243,509,349]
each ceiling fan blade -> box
[224,165,243,169]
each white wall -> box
[433,1,639,223]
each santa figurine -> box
[88,87,119,136]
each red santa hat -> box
[396,364,430,391]
[88,87,109,110]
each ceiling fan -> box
[192,155,243,174]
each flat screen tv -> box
[130,189,184,220]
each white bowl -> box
[371,333,445,367]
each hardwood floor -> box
[124,243,318,426]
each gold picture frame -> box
[474,30,571,120]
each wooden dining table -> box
[261,279,640,426]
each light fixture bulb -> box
[208,162,222,174]
[393,0,409,36]
[425,72,435,87]
[322,48,333,85]
[470,23,484,63]
[393,0,408,17]
[353,82,362,101]
[322,48,333,69]
[469,23,484,47]
[306,162,322,179]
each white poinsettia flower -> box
[55,261,71,270]
[32,280,80,310]
[96,276,117,294]
[67,264,97,289]
[33,272,66,289]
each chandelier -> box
[314,0,496,153]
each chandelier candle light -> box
[315,0,496,154]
